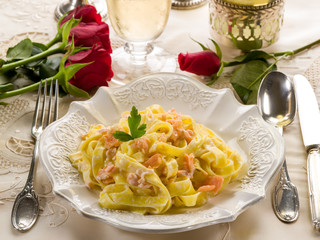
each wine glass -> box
[106,0,176,84]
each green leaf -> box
[64,62,91,84]
[113,106,146,142]
[209,38,222,60]
[0,59,4,68]
[113,131,134,142]
[15,67,41,83]
[128,106,141,137]
[0,70,18,84]
[39,63,58,79]
[0,83,14,93]
[233,50,275,64]
[39,57,61,79]
[231,83,252,104]
[6,39,33,60]
[138,123,146,132]
[32,42,48,51]
[192,38,211,51]
[61,17,80,46]
[207,61,224,86]
[230,60,276,104]
[64,79,90,98]
[25,44,47,68]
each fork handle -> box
[25,139,39,186]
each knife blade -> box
[293,74,320,230]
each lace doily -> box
[0,32,73,228]
[305,56,320,101]
[1,27,320,230]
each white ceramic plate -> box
[39,73,284,233]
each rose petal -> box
[178,50,221,76]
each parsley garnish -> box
[113,106,146,142]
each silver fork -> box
[11,79,59,231]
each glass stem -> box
[124,42,153,66]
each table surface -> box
[1,0,320,239]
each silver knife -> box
[294,74,320,230]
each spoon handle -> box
[272,127,300,222]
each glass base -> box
[110,46,177,86]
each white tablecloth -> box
[1,0,320,239]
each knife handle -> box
[307,147,320,230]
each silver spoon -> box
[257,71,300,223]
[55,0,83,21]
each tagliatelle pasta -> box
[69,105,245,214]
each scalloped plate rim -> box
[39,72,284,233]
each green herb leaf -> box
[113,106,146,142]
[6,39,33,60]
[113,131,134,142]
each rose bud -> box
[69,22,112,53]
[61,5,102,26]
[178,50,221,76]
[66,44,113,92]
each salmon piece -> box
[197,185,216,192]
[183,153,195,175]
[96,164,118,185]
[182,129,194,143]
[167,118,183,128]
[132,137,150,154]
[199,175,224,194]
[177,153,195,178]
[143,153,162,169]
[106,147,117,161]
[177,169,189,177]
[127,172,139,186]
[101,127,121,149]
[127,172,152,189]
[167,113,194,144]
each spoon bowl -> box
[258,71,296,128]
[257,71,300,223]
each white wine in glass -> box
[106,0,176,84]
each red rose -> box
[66,44,113,91]
[61,5,102,26]
[178,50,221,76]
[69,22,112,53]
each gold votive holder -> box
[209,0,285,51]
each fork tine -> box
[53,79,59,122]
[39,80,47,131]
[31,81,42,135]
[46,80,54,127]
